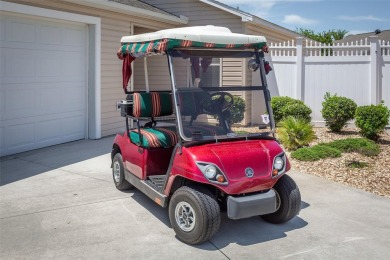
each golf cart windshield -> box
[117,26,274,143]
[168,49,273,142]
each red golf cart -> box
[112,26,301,244]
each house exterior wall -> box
[246,22,295,43]
[141,0,243,33]
[6,0,178,137]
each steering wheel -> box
[202,92,234,114]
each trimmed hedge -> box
[321,92,357,132]
[355,102,390,140]
[271,96,312,123]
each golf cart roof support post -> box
[256,51,276,132]
[144,57,149,92]
[187,59,193,88]
[167,52,190,143]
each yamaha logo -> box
[245,167,254,178]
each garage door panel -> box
[4,122,36,148]
[36,118,61,142]
[61,53,86,78]
[62,87,86,112]
[6,19,35,43]
[0,13,87,156]
[37,24,62,45]
[36,87,58,113]
[36,56,60,77]
[62,116,85,137]
[2,88,36,120]
[4,50,35,78]
[0,17,5,42]
[0,127,4,148]
[62,26,87,47]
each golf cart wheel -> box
[261,174,301,224]
[169,186,221,245]
[112,153,133,191]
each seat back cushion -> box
[130,127,178,148]
[133,92,173,118]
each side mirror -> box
[248,58,259,72]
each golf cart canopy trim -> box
[117,25,267,59]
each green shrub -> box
[355,102,390,140]
[324,138,380,156]
[271,96,311,123]
[321,92,357,132]
[292,137,380,161]
[271,96,295,123]
[281,103,312,123]
[276,116,316,150]
[291,145,341,161]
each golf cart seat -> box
[129,92,178,148]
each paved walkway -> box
[1,137,389,259]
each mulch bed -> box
[233,126,390,198]
[289,128,390,198]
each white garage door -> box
[0,13,88,156]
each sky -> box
[217,0,390,35]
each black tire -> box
[169,186,221,245]
[112,153,133,191]
[261,174,301,224]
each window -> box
[189,58,221,88]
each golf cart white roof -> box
[121,25,266,45]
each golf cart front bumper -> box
[227,189,277,220]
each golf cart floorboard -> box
[146,175,167,192]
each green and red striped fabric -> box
[130,127,178,148]
[133,92,173,118]
[117,39,267,59]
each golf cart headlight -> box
[196,162,228,185]
[274,156,284,171]
[204,165,217,179]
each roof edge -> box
[199,0,253,22]
[249,17,300,38]
[73,0,189,25]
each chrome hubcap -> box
[175,202,196,232]
[113,161,121,183]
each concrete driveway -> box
[1,137,389,259]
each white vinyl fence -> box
[257,36,390,125]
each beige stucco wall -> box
[141,0,243,33]
[6,0,180,136]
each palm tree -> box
[331,29,349,41]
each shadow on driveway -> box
[0,136,115,186]
[130,188,309,248]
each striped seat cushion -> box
[130,127,178,148]
[133,92,173,118]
